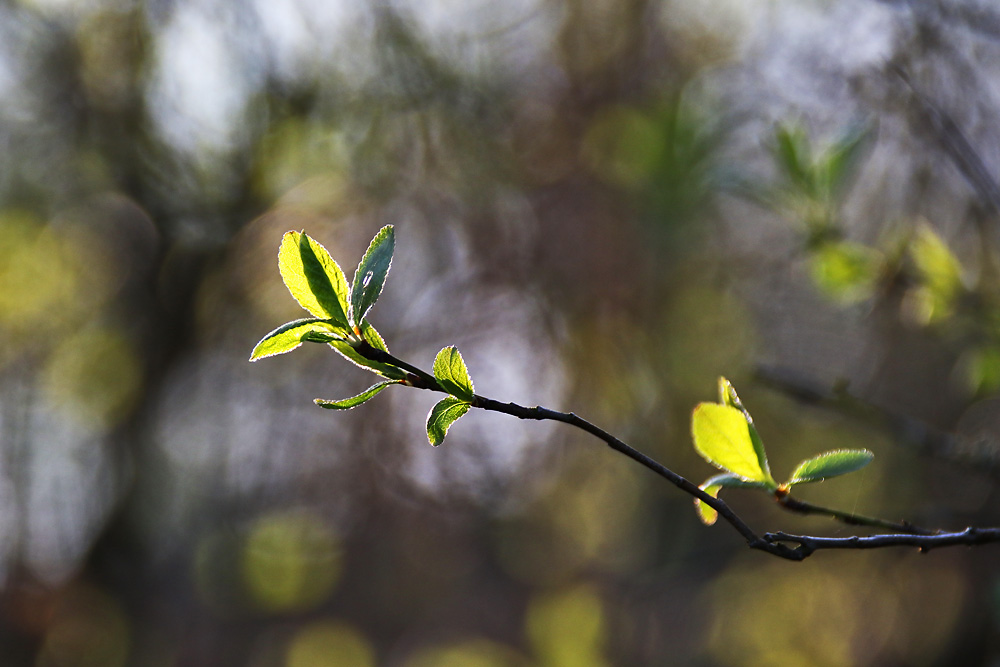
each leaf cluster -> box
[762,123,1000,394]
[691,378,873,525]
[251,226,478,446]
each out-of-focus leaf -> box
[820,122,870,198]
[908,223,963,324]
[351,225,394,326]
[774,124,815,196]
[426,396,471,446]
[716,377,774,487]
[250,318,348,361]
[809,241,882,303]
[695,473,769,526]
[786,449,874,486]
[692,403,771,484]
[278,231,351,327]
[315,380,397,410]
[962,345,1000,395]
[433,346,475,401]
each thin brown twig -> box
[777,495,938,536]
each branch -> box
[755,364,1000,476]
[892,65,1000,220]
[777,495,938,535]
[763,527,1000,558]
[355,344,1000,561]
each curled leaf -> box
[426,396,471,446]
[315,381,398,410]
[695,473,769,526]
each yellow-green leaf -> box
[715,377,775,488]
[250,318,348,361]
[809,241,882,304]
[278,231,351,327]
[691,403,769,483]
[908,223,963,323]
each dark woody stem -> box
[350,342,1000,561]
[777,495,938,535]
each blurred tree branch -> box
[756,364,1000,475]
[891,65,1000,223]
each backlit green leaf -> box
[250,318,349,361]
[426,396,471,446]
[433,346,475,401]
[314,380,397,410]
[691,403,769,483]
[351,225,394,326]
[328,327,407,380]
[277,231,351,327]
[360,320,389,352]
[695,473,769,526]
[786,449,874,486]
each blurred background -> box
[1,0,999,664]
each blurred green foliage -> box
[0,1,997,666]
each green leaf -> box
[250,318,349,361]
[773,124,814,196]
[278,231,352,327]
[786,449,874,486]
[426,396,471,446]
[351,225,395,326]
[315,381,397,410]
[360,320,389,352]
[691,403,771,483]
[695,473,769,526]
[715,378,775,488]
[328,328,407,381]
[432,346,475,401]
